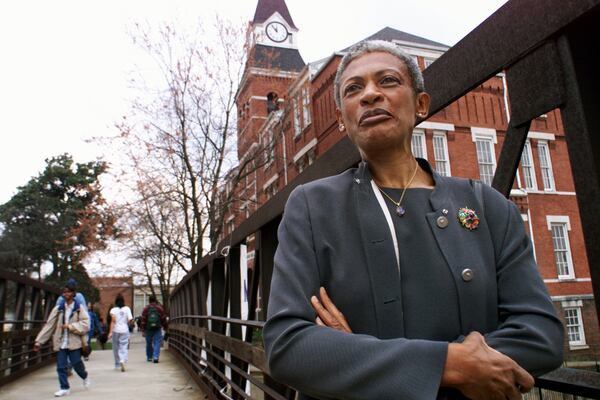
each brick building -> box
[221,0,599,363]
[92,276,134,322]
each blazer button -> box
[461,268,474,282]
[436,216,448,228]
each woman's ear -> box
[415,92,431,118]
[336,108,346,132]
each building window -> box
[547,216,575,279]
[520,140,537,190]
[302,87,311,128]
[475,137,496,186]
[293,98,301,137]
[411,129,427,159]
[537,141,555,191]
[432,131,451,177]
[262,130,275,167]
[564,307,586,347]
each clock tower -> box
[236,0,305,159]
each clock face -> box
[265,22,289,43]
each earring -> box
[417,112,426,117]
[339,124,345,131]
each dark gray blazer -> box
[264,160,563,400]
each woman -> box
[108,294,133,372]
[263,40,564,400]
[33,280,91,397]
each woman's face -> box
[336,51,429,157]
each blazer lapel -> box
[353,163,405,339]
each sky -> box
[0,0,508,205]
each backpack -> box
[146,306,161,330]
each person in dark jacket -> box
[140,294,168,363]
[263,40,564,400]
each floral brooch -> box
[457,207,479,230]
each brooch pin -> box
[457,207,479,230]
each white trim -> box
[525,190,576,196]
[546,215,571,230]
[470,127,498,143]
[528,131,556,141]
[262,174,279,191]
[416,121,454,131]
[551,294,594,301]
[544,278,591,283]
[292,138,317,163]
[561,300,584,308]
[226,214,235,222]
[370,181,400,271]
[521,214,528,222]
[249,67,300,79]
[250,95,268,101]
[393,40,449,53]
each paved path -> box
[0,332,203,400]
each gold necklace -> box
[375,161,419,217]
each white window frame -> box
[302,87,311,128]
[261,129,276,169]
[432,130,451,177]
[520,140,538,190]
[546,215,575,280]
[293,98,301,137]
[411,129,427,160]
[471,128,497,186]
[561,300,587,347]
[537,140,555,191]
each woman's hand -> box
[310,287,352,333]
[442,331,534,400]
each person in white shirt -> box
[107,294,133,371]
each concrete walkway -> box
[0,332,203,400]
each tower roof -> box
[342,27,449,51]
[253,0,298,30]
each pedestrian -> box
[140,294,168,363]
[97,316,108,350]
[33,280,91,397]
[85,303,101,360]
[107,294,133,372]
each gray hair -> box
[333,40,425,108]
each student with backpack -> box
[140,294,168,363]
[33,279,91,397]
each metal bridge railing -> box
[0,269,60,387]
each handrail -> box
[0,271,61,387]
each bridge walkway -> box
[0,332,203,400]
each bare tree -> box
[115,15,267,282]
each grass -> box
[90,340,112,351]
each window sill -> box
[568,344,589,350]
[557,277,577,282]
